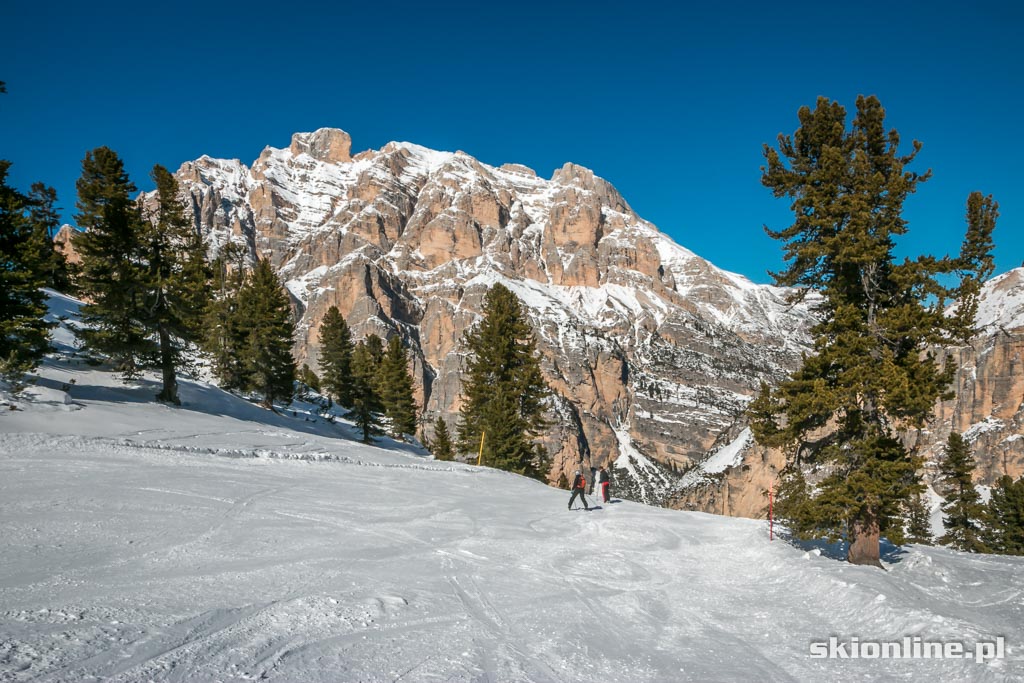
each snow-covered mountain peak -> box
[976,266,1024,332]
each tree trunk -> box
[156,326,179,405]
[847,509,883,567]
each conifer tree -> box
[236,258,296,409]
[317,306,354,407]
[141,165,205,405]
[25,183,74,293]
[364,334,385,374]
[298,363,321,393]
[431,416,454,461]
[936,433,988,552]
[378,335,418,439]
[349,340,384,442]
[458,283,550,479]
[983,475,1024,555]
[904,493,933,545]
[749,96,997,566]
[0,161,53,380]
[203,243,248,390]
[74,147,153,377]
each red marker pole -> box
[768,480,774,542]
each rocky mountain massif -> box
[56,128,1023,511]
[144,128,820,502]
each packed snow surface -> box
[1,295,1022,681]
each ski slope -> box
[1,298,1022,681]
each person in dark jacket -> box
[598,466,610,503]
[568,469,589,510]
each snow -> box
[974,267,1024,332]
[3,367,1023,681]
[702,428,753,475]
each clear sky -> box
[2,0,1021,283]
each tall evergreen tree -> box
[904,493,933,545]
[936,433,988,552]
[297,363,321,393]
[431,416,454,461]
[749,96,996,566]
[25,183,74,293]
[141,165,206,404]
[364,334,385,373]
[0,161,53,380]
[349,340,384,442]
[74,147,153,378]
[236,258,296,409]
[203,243,249,390]
[983,475,1024,555]
[317,306,354,407]
[457,283,550,479]
[378,335,418,439]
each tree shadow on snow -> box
[777,528,909,565]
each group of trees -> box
[929,432,1024,555]
[72,147,297,408]
[316,306,419,443]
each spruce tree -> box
[983,475,1024,555]
[74,147,153,378]
[457,283,550,479]
[317,306,354,406]
[431,416,454,461]
[237,258,296,409]
[141,165,204,405]
[364,334,385,372]
[378,335,418,439]
[936,433,988,552]
[0,161,53,380]
[298,363,321,393]
[904,493,933,545]
[349,340,384,442]
[25,183,74,293]
[203,243,249,390]
[749,96,997,566]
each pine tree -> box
[298,363,321,393]
[431,416,454,461]
[378,335,418,439]
[750,96,997,566]
[349,340,384,442]
[936,433,988,552]
[203,243,249,391]
[364,334,384,373]
[74,147,153,378]
[983,475,1024,555]
[904,493,933,545]
[317,306,354,406]
[457,283,550,479]
[141,165,205,405]
[25,183,74,293]
[0,161,53,381]
[236,258,296,409]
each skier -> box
[588,465,597,495]
[598,465,610,503]
[568,470,589,510]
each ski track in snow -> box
[2,359,1024,680]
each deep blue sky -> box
[2,0,1021,283]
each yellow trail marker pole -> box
[476,432,486,466]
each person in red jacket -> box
[598,465,610,503]
[568,469,589,510]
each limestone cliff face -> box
[159,128,817,500]
[672,268,1024,519]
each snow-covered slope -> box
[1,296,1022,681]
